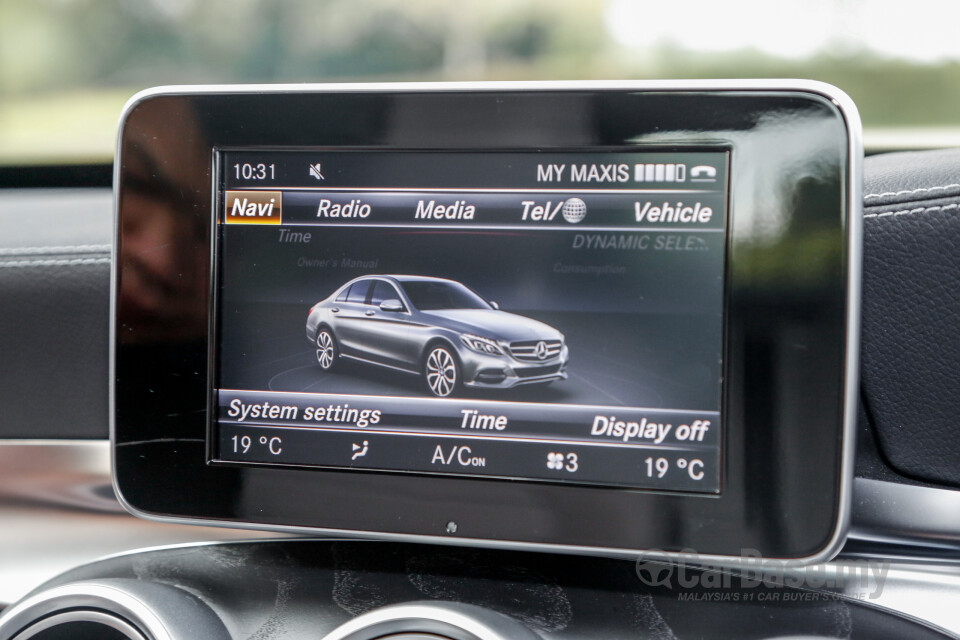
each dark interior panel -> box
[860,149,960,487]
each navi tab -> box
[224,190,283,224]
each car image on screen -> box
[305,275,569,397]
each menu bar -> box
[223,190,725,231]
[222,150,728,192]
[214,389,720,493]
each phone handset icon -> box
[690,165,717,182]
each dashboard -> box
[2,81,960,639]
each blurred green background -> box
[4,0,960,164]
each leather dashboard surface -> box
[0,189,111,438]
[860,149,960,487]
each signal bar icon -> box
[635,163,686,183]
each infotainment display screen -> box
[113,83,860,561]
[213,150,728,493]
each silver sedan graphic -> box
[305,275,569,397]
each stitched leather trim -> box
[865,184,960,200]
[0,244,112,256]
[0,257,111,268]
[864,203,959,219]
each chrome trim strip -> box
[823,81,863,568]
[110,88,123,552]
[111,80,862,568]
[850,478,960,549]
[0,440,118,514]
[116,79,868,102]
[782,559,960,638]
[0,439,109,447]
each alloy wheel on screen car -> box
[425,346,458,397]
[316,331,337,370]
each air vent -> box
[11,610,144,640]
[0,580,229,640]
[320,602,539,640]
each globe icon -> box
[561,197,587,223]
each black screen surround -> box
[112,82,861,563]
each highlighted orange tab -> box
[224,191,282,224]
